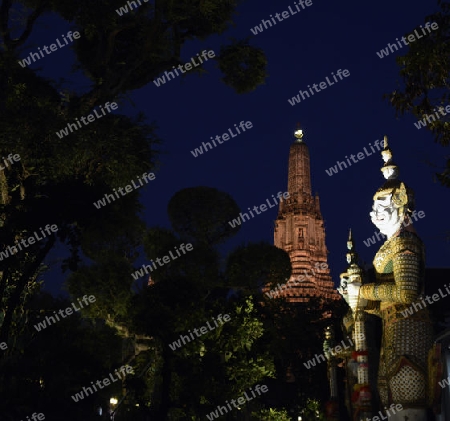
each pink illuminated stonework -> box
[271,129,340,303]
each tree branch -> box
[0,267,10,307]
[0,234,56,344]
[10,4,48,49]
[0,0,13,47]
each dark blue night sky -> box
[23,0,449,294]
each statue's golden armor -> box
[360,229,434,407]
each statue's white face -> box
[370,194,403,238]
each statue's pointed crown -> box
[380,135,398,180]
[373,136,414,214]
[346,228,363,276]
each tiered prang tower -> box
[272,128,339,303]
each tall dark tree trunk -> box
[157,344,173,420]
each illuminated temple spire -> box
[287,127,311,196]
[270,127,340,303]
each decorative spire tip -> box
[294,124,304,141]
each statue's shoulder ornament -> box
[391,230,424,257]
[374,230,423,272]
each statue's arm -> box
[360,238,422,304]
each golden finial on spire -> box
[294,122,304,141]
[294,130,303,139]
[347,228,353,250]
[381,135,392,163]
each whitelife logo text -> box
[364,405,403,421]
[325,138,384,176]
[401,283,450,318]
[116,0,148,16]
[131,243,193,280]
[55,101,118,139]
[363,210,425,247]
[287,69,350,106]
[303,334,365,369]
[34,295,96,332]
[250,0,313,35]
[0,224,58,262]
[414,105,450,130]
[93,172,155,209]
[265,263,328,298]
[169,314,231,351]
[190,121,253,157]
[17,413,45,421]
[18,31,80,67]
[376,22,438,59]
[71,365,133,402]
[228,192,290,228]
[0,152,20,170]
[153,50,215,87]
[206,385,269,420]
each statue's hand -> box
[346,282,367,310]
[346,282,361,297]
[349,274,362,284]
[338,274,349,292]
[337,280,347,296]
[359,297,368,308]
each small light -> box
[294,129,303,139]
[110,397,118,405]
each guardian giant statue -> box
[344,137,434,421]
